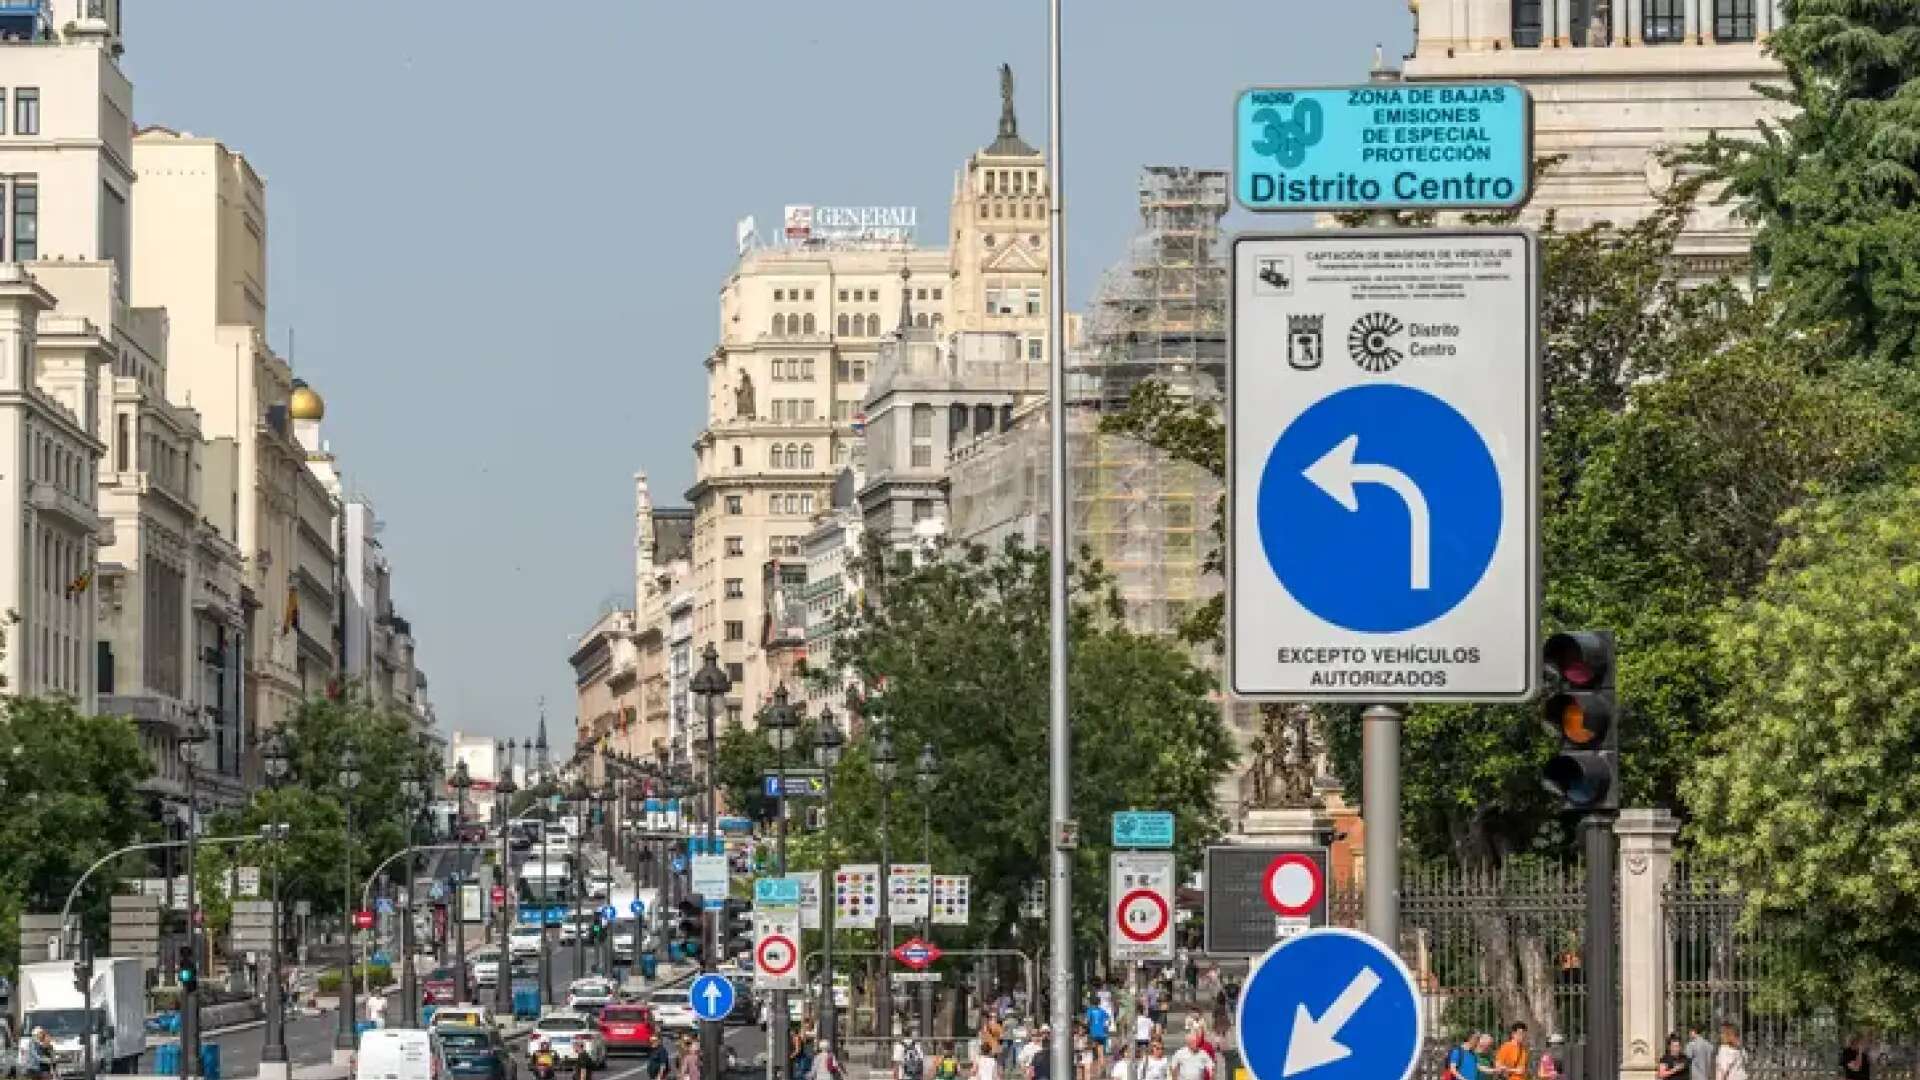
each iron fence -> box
[1665,861,1919,1080]
[1331,858,1595,1079]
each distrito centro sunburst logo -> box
[1347,312,1405,373]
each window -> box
[837,314,850,336]
[726,668,744,689]
[14,88,37,136]
[1511,0,1544,45]
[771,314,783,335]
[1000,404,1013,431]
[732,446,743,467]
[914,500,937,522]
[1644,0,1684,39]
[950,404,968,436]
[839,290,849,302]
[12,182,37,262]
[802,358,815,379]
[1715,0,1755,40]
[933,313,944,329]
[912,445,932,468]
[799,444,814,468]
[800,493,815,514]
[852,359,867,381]
[725,536,744,557]
[803,313,816,334]
[1026,289,1042,316]
[0,90,6,135]
[864,314,878,336]
[911,404,934,439]
[786,442,800,466]
[914,313,929,328]
[769,493,782,514]
[974,405,994,434]
[1028,337,1043,362]
[916,288,928,301]
[724,579,745,599]
[774,289,785,302]
[725,495,743,515]
[805,289,815,301]
[985,289,1000,315]
[116,414,129,472]
[833,443,848,464]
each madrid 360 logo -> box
[1251,97,1325,168]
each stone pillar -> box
[1616,810,1680,1080]
[1553,0,1572,46]
[1683,0,1699,44]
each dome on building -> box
[290,381,326,421]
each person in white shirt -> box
[974,1050,1002,1080]
[1133,1015,1155,1054]
[1140,1041,1171,1080]
[1169,1032,1211,1080]
[1109,1049,1133,1080]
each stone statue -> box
[999,64,1018,140]
[1246,703,1323,809]
[735,372,755,419]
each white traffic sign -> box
[753,909,802,991]
[692,854,729,910]
[788,871,823,930]
[1230,230,1538,701]
[1110,851,1176,964]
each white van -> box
[354,1028,444,1080]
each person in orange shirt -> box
[1493,1023,1530,1079]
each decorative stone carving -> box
[1247,703,1323,810]
[1626,852,1650,875]
[735,373,755,419]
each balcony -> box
[29,482,104,533]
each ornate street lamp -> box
[261,733,291,1064]
[812,707,844,1044]
[688,644,731,1080]
[449,759,472,1003]
[335,746,362,1053]
[871,724,899,1042]
[913,741,941,1037]
[494,745,519,1016]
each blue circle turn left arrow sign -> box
[1236,928,1422,1080]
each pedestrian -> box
[1169,1030,1212,1080]
[1476,1034,1497,1075]
[1030,1027,1053,1080]
[903,1039,928,1080]
[1686,1026,1715,1080]
[1133,1010,1155,1057]
[676,1036,700,1080]
[1017,1026,1044,1080]
[1714,1024,1748,1080]
[1536,1035,1566,1080]
[974,1045,1002,1080]
[1108,1048,1132,1080]
[1842,1034,1871,1080]
[1181,956,1198,1006]
[813,1042,845,1080]
[18,1029,47,1080]
[1657,1035,1689,1079]
[1494,1023,1529,1078]
[1443,1034,1480,1080]
[1139,1040,1170,1080]
[1086,996,1112,1066]
[1075,1024,1094,1080]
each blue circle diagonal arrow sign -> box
[689,973,735,1022]
[1236,928,1422,1080]
[1258,384,1502,633]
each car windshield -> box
[26,1010,105,1037]
[540,1018,588,1033]
[439,1033,492,1051]
[427,969,456,981]
[571,982,610,994]
[652,992,688,1005]
[601,1008,647,1022]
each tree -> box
[1702,0,1920,365]
[1684,478,1920,1023]
[826,539,1234,952]
[0,696,150,975]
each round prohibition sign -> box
[1116,888,1171,943]
[756,933,799,976]
[1262,853,1325,918]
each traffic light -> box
[675,899,701,942]
[1541,630,1618,813]
[176,945,197,993]
[72,937,92,995]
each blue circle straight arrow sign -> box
[629,898,646,916]
[689,973,735,1022]
[1237,928,1422,1080]
[600,905,617,921]
[1229,231,1539,702]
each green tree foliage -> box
[0,697,150,974]
[1684,478,1920,1022]
[1702,0,1920,364]
[824,539,1234,949]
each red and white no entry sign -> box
[1116,888,1171,943]
[1262,852,1325,918]
[755,934,798,976]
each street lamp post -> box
[568,777,592,980]
[496,744,520,1017]
[872,724,898,1045]
[540,790,560,1008]
[812,708,844,1046]
[450,760,473,1006]
[335,746,363,1056]
[261,734,292,1071]
[181,726,209,1079]
[690,644,731,1080]
[398,756,426,1030]
[765,686,800,1080]
[914,743,940,1039]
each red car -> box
[596,1005,657,1055]
[423,966,466,1006]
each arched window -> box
[770,445,782,468]
[950,404,968,436]
[914,313,929,328]
[733,446,743,467]
[803,314,816,334]
[838,314,850,336]
[866,314,880,337]
[799,444,814,468]
[975,404,995,435]
[771,314,783,336]
[932,313,944,329]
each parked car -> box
[595,1004,657,1056]
[555,915,594,945]
[527,1011,606,1067]
[510,926,544,960]
[647,988,697,1034]
[429,1006,498,1032]
[566,978,616,1014]
[433,1025,517,1080]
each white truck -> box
[17,958,146,1076]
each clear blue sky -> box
[124,1,1410,752]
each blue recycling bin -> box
[199,1043,221,1080]
[640,954,657,979]
[155,1041,181,1075]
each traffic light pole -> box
[702,706,721,1080]
[1585,815,1618,1080]
[183,766,202,1079]
[1360,705,1402,948]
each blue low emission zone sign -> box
[1234,83,1531,212]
